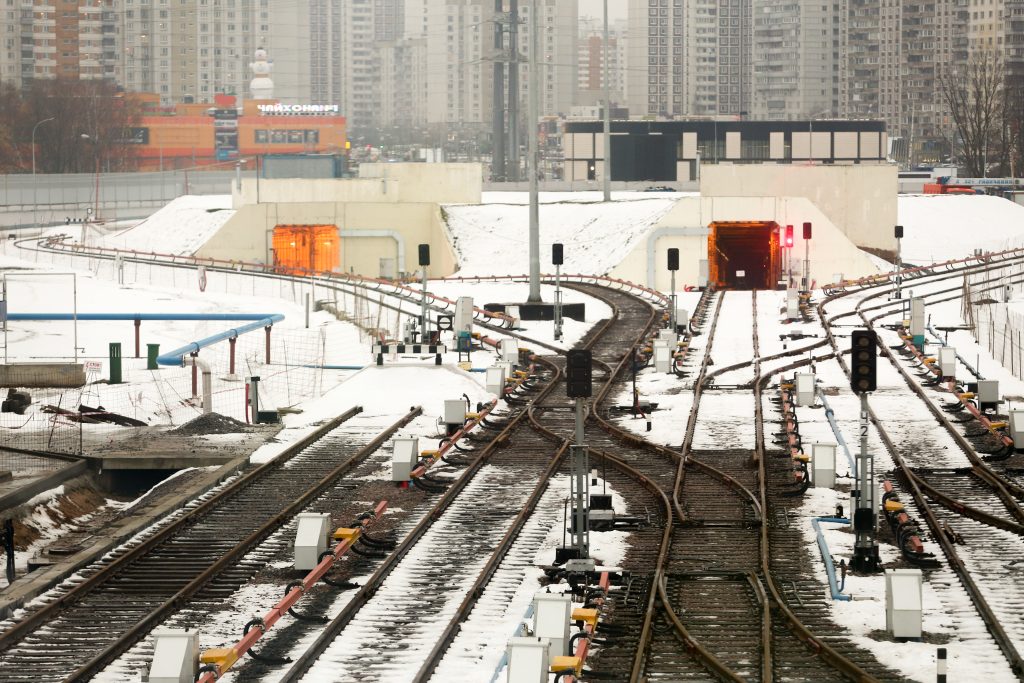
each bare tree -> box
[940,51,1005,177]
[0,79,142,173]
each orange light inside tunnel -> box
[272,224,340,274]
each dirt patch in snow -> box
[169,413,251,436]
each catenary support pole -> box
[602,0,611,202]
[527,0,541,303]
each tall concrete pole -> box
[508,0,520,182]
[602,0,611,201]
[527,0,541,302]
[492,0,505,181]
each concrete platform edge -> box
[0,461,89,514]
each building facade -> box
[577,18,627,107]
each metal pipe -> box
[602,0,611,202]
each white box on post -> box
[455,296,474,334]
[1010,409,1024,449]
[149,630,199,683]
[392,437,419,482]
[294,513,332,571]
[486,366,507,396]
[506,637,550,683]
[654,341,672,374]
[885,569,923,639]
[444,399,466,434]
[938,347,956,378]
[533,593,572,664]
[795,372,815,407]
[676,307,689,333]
[978,379,999,407]
[500,338,519,364]
[812,442,837,489]
[910,297,925,338]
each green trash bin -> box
[147,343,160,370]
[109,342,122,384]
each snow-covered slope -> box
[898,195,1024,264]
[444,197,677,276]
[95,195,234,256]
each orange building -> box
[129,94,347,171]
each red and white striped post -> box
[937,648,947,683]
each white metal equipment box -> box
[658,328,676,342]
[676,307,689,332]
[910,297,925,337]
[786,288,800,319]
[1011,410,1024,449]
[533,593,572,664]
[444,399,466,428]
[486,366,507,396]
[653,341,672,374]
[812,442,837,489]
[938,347,956,378]
[392,437,420,482]
[500,338,519,364]
[506,637,550,683]
[794,372,815,407]
[978,379,999,404]
[455,296,474,334]
[885,568,923,639]
[294,513,332,571]
[149,630,199,683]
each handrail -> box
[156,315,284,366]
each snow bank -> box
[444,197,677,276]
[898,195,1024,264]
[95,195,234,256]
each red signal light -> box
[784,225,794,248]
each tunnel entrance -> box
[708,221,780,290]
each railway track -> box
[818,252,1024,680]
[0,408,421,682]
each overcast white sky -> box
[578,0,627,22]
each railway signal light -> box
[566,349,592,398]
[418,244,430,267]
[803,222,812,240]
[850,329,877,393]
[783,225,794,249]
[895,225,904,239]
[667,248,679,271]
[552,243,563,266]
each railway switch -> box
[294,513,332,571]
[392,438,419,482]
[507,637,550,683]
[148,629,199,683]
[812,443,837,489]
[794,372,815,407]
[885,569,923,639]
[533,593,573,664]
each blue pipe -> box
[812,516,852,601]
[7,313,282,322]
[817,389,857,480]
[157,315,284,365]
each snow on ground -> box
[92,194,234,255]
[898,195,1024,264]
[445,196,677,277]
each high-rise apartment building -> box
[577,18,627,107]
[0,0,118,87]
[117,0,268,104]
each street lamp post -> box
[31,117,55,227]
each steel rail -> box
[818,267,1024,680]
[58,408,421,683]
[0,406,366,653]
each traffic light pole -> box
[852,391,879,571]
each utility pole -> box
[526,0,540,303]
[894,225,903,299]
[602,0,611,201]
[492,0,506,181]
[507,0,520,182]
